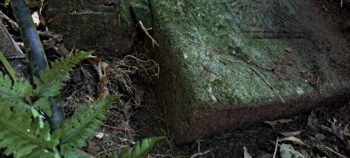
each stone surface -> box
[48,0,135,56]
[135,0,350,143]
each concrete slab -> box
[48,0,135,56]
[133,0,350,143]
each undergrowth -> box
[0,51,163,158]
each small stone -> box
[315,133,326,141]
[284,47,293,53]
[95,132,106,139]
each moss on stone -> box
[130,0,350,142]
[147,0,319,106]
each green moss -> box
[146,0,318,107]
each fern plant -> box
[0,51,120,158]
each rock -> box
[280,144,304,158]
[47,0,135,56]
[134,0,350,143]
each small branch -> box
[138,20,159,47]
[0,10,19,30]
[250,67,285,103]
[0,19,24,58]
[102,124,134,132]
[321,125,350,137]
[317,145,348,158]
[272,137,279,158]
[190,150,210,158]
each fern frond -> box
[57,94,120,157]
[0,71,32,102]
[0,98,59,158]
[118,136,165,158]
[32,97,51,116]
[34,51,92,97]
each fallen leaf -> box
[331,124,350,152]
[279,136,307,146]
[314,133,326,141]
[301,149,311,158]
[243,147,252,158]
[265,119,293,128]
[280,131,302,137]
[307,111,319,130]
[331,124,347,142]
[284,47,293,53]
[280,144,305,158]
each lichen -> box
[147,0,319,107]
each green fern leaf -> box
[0,97,59,158]
[0,71,32,101]
[57,94,120,157]
[32,97,55,117]
[34,51,92,97]
[118,136,165,158]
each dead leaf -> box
[307,111,319,130]
[301,149,311,158]
[314,133,326,141]
[265,119,293,128]
[280,131,302,137]
[280,144,305,158]
[332,124,347,142]
[243,147,252,158]
[279,136,307,146]
[284,47,293,53]
[331,124,350,152]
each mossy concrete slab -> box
[136,0,350,143]
[48,0,134,55]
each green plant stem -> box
[0,52,18,82]
[11,0,64,130]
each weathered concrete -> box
[132,0,350,143]
[48,0,135,56]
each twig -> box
[138,20,159,47]
[0,10,19,30]
[0,20,25,59]
[190,150,210,158]
[249,67,286,103]
[341,0,344,7]
[317,145,348,158]
[103,124,134,132]
[321,125,350,137]
[272,137,279,158]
